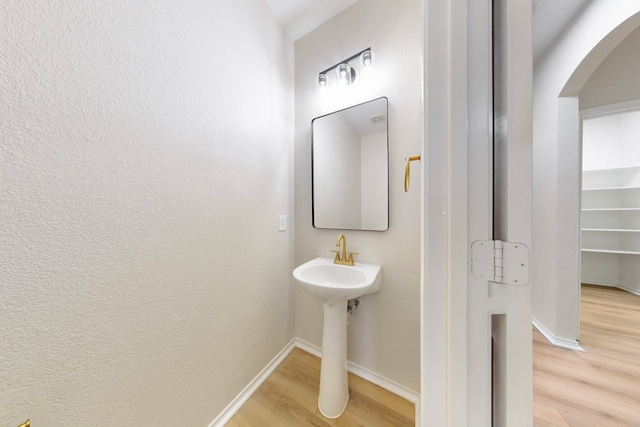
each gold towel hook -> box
[18,420,30,427]
[404,154,421,192]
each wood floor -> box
[226,347,415,427]
[229,285,638,426]
[533,284,640,426]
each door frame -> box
[420,0,533,425]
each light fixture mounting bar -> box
[319,47,372,75]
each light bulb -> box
[361,50,374,67]
[318,73,327,86]
[336,63,354,85]
[337,63,349,79]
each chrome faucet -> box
[331,234,358,266]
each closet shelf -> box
[582,228,640,233]
[582,208,640,211]
[582,186,640,191]
[583,165,640,172]
[581,248,640,255]
[581,165,640,288]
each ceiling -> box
[263,0,359,41]
[264,0,593,62]
[532,0,592,62]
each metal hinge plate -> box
[471,240,529,285]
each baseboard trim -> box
[210,337,421,426]
[583,282,640,297]
[209,339,297,427]
[532,318,584,352]
[293,337,322,358]
[618,285,640,297]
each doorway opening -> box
[580,105,640,301]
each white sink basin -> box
[293,257,382,304]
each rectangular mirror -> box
[312,97,389,231]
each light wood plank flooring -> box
[533,285,640,426]
[229,285,639,426]
[226,347,415,427]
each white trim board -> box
[532,318,584,352]
[581,99,640,119]
[618,285,640,297]
[582,282,640,297]
[210,338,421,426]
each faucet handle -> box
[331,250,342,262]
[347,252,359,264]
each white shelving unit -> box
[581,166,640,295]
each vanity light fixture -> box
[317,47,373,87]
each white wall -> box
[583,110,640,170]
[294,0,421,392]
[0,1,294,425]
[580,26,640,110]
[621,256,640,293]
[532,1,640,343]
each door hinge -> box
[471,240,529,285]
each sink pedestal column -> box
[318,301,349,418]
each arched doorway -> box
[532,4,640,347]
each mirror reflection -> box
[312,97,388,231]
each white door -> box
[420,1,532,426]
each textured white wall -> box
[583,110,640,170]
[580,26,640,110]
[0,0,294,425]
[294,0,421,392]
[532,1,640,341]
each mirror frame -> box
[311,96,389,231]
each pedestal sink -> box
[293,257,382,418]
